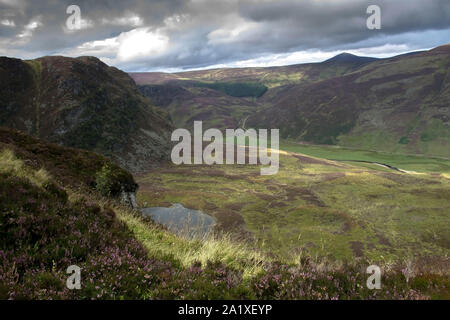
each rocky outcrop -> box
[121,190,138,209]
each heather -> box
[0,146,448,299]
[0,149,161,299]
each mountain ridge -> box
[130,51,379,87]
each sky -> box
[1,0,449,72]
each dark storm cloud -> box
[235,0,450,51]
[1,0,449,70]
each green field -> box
[280,141,450,173]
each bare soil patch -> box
[350,241,365,257]
[285,186,327,207]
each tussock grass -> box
[0,149,50,187]
[113,205,267,278]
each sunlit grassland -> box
[137,147,450,263]
[280,140,450,173]
[0,149,50,187]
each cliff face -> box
[0,55,174,173]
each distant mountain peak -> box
[324,52,378,64]
[335,52,356,58]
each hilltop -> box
[0,55,173,173]
[131,51,373,88]
[323,52,378,64]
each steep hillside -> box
[0,127,136,196]
[131,45,449,158]
[138,84,258,131]
[0,56,173,173]
[132,52,376,132]
[248,45,450,157]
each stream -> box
[328,159,408,172]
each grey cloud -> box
[0,0,449,70]
[236,0,450,50]
[1,0,188,52]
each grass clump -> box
[0,149,50,187]
[398,136,411,145]
[114,206,266,278]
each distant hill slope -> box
[131,45,450,157]
[138,84,259,131]
[248,45,450,157]
[0,56,173,173]
[132,51,377,132]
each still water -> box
[141,203,215,238]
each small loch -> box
[141,203,216,238]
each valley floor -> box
[137,143,450,263]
